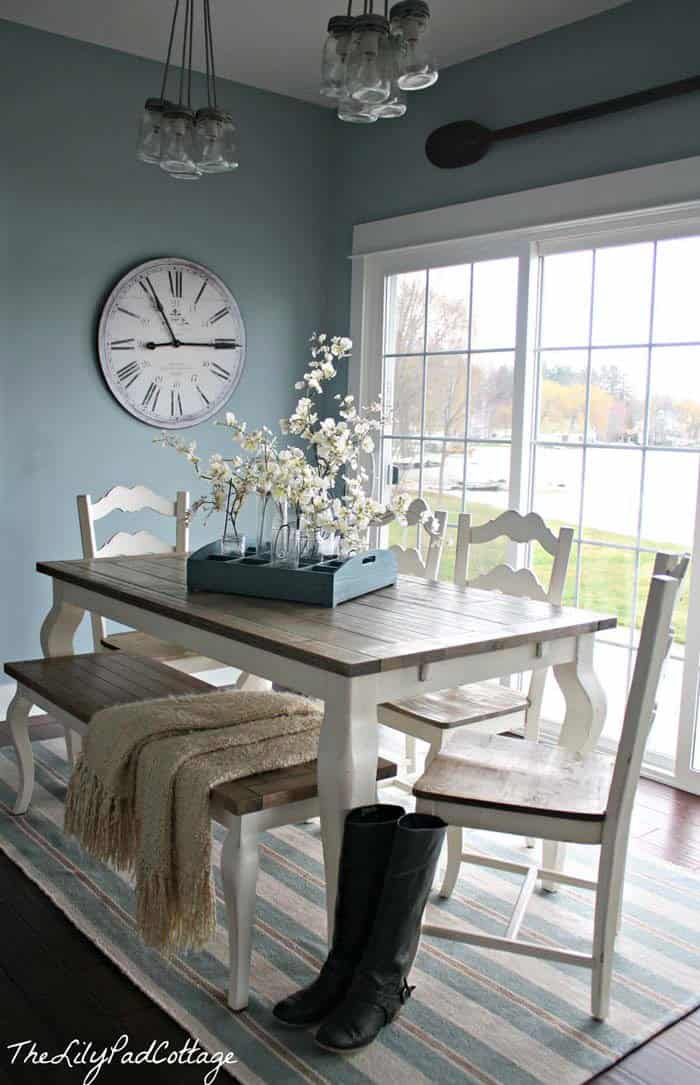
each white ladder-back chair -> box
[77,485,222,677]
[378,509,573,825]
[415,552,688,1021]
[376,497,448,788]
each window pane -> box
[649,346,700,448]
[582,448,642,543]
[589,347,647,443]
[471,257,518,349]
[591,242,654,346]
[424,354,467,437]
[426,265,470,351]
[470,352,514,439]
[579,543,636,631]
[422,441,466,504]
[532,445,582,530]
[466,444,509,506]
[384,271,426,354]
[383,438,421,499]
[540,251,592,348]
[641,450,698,551]
[384,355,422,436]
[653,236,700,344]
[538,350,588,440]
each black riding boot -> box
[315,812,446,1052]
[272,804,404,1027]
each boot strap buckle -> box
[400,980,415,1004]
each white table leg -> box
[543,634,607,890]
[40,580,85,765]
[317,675,379,946]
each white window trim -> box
[350,156,700,795]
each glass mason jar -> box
[321,14,355,99]
[194,107,239,173]
[346,13,392,105]
[159,107,201,178]
[390,0,439,90]
[373,36,408,118]
[272,523,301,569]
[337,96,379,124]
[136,97,173,163]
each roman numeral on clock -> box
[169,269,182,299]
[142,382,157,408]
[116,361,139,382]
[211,362,230,380]
[209,306,230,325]
[117,305,139,319]
[111,338,135,350]
[193,280,208,307]
[198,386,210,406]
[170,391,183,418]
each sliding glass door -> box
[372,226,700,793]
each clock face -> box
[98,258,246,429]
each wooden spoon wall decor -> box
[425,74,700,169]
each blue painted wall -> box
[325,0,700,334]
[0,19,333,664]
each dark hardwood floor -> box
[0,776,697,1083]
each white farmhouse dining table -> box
[35,554,616,941]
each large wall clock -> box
[98,257,246,429]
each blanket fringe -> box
[136,864,216,953]
[65,758,136,872]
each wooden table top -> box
[38,555,617,678]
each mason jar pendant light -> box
[326,1,437,124]
[136,0,238,180]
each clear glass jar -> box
[337,96,379,124]
[136,97,173,163]
[321,14,355,99]
[272,524,301,569]
[194,108,239,173]
[346,13,392,105]
[373,36,408,118]
[159,107,200,178]
[390,0,438,90]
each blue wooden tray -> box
[187,541,398,607]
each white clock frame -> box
[97,257,246,429]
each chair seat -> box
[102,631,207,664]
[413,731,614,821]
[380,681,529,730]
[4,652,396,819]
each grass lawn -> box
[388,490,690,644]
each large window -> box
[369,225,700,794]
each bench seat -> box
[4,651,396,1012]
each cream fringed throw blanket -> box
[64,690,322,952]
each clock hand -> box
[144,339,240,350]
[143,277,179,346]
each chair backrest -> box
[383,497,448,581]
[77,484,189,649]
[454,509,574,605]
[606,552,689,831]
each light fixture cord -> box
[187,0,194,108]
[159,0,180,103]
[177,0,189,105]
[346,0,353,13]
[205,0,218,109]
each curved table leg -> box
[40,580,85,765]
[317,675,379,946]
[8,690,34,815]
[543,633,607,891]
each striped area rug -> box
[0,739,698,1085]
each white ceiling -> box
[0,1,629,106]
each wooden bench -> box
[4,651,395,1010]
